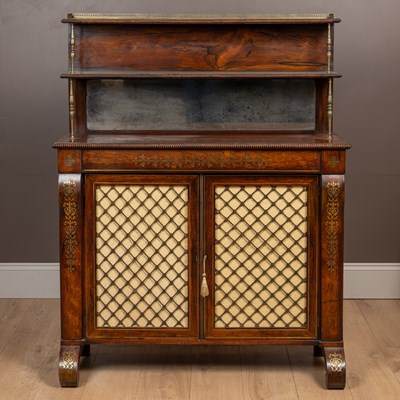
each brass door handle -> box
[200,255,209,297]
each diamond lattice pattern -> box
[95,184,189,328]
[214,185,308,328]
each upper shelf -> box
[61,70,342,79]
[64,21,336,74]
[62,13,340,24]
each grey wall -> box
[0,0,399,263]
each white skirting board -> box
[0,264,60,298]
[0,263,399,299]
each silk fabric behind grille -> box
[214,185,308,328]
[95,184,189,328]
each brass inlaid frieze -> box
[132,153,266,169]
[326,181,340,272]
[63,181,78,272]
[328,352,344,373]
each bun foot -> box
[323,347,346,389]
[59,345,80,387]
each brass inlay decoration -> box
[327,78,333,138]
[95,184,189,328]
[214,185,308,328]
[329,352,344,373]
[70,23,75,73]
[132,153,266,170]
[327,156,339,169]
[64,153,76,167]
[63,180,78,272]
[70,13,333,21]
[62,351,75,370]
[327,23,332,73]
[69,80,75,140]
[326,181,340,272]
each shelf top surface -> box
[53,133,351,150]
[63,13,340,24]
[62,70,341,79]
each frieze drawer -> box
[82,150,320,172]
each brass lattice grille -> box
[95,184,189,328]
[214,185,308,328]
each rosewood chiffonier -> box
[53,13,351,389]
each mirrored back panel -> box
[86,79,316,132]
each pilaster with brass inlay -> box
[320,175,345,344]
[58,174,83,343]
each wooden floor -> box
[0,300,399,399]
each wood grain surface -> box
[74,25,328,72]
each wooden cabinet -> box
[54,13,350,389]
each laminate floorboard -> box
[240,345,298,400]
[136,345,192,400]
[0,299,399,399]
[190,345,244,400]
[0,300,58,400]
[80,345,144,400]
[356,300,400,384]
[0,299,33,353]
[344,301,400,400]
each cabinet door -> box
[204,176,318,339]
[85,174,199,340]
